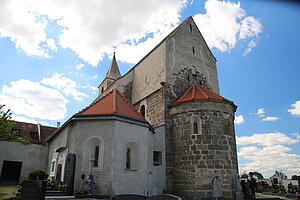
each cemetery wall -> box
[0,141,48,179]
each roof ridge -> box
[115,89,146,120]
[197,84,232,102]
[169,83,234,107]
[113,89,117,113]
[76,89,115,115]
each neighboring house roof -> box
[11,121,57,144]
[77,89,145,120]
[169,84,235,107]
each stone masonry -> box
[169,100,238,200]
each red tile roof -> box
[77,89,145,120]
[169,84,234,107]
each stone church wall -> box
[165,17,219,103]
[131,41,166,104]
[169,100,238,200]
[133,88,165,127]
[0,141,48,179]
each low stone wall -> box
[0,141,48,180]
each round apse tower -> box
[168,84,238,200]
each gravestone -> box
[64,153,76,195]
[20,180,46,200]
[212,175,222,200]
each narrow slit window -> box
[94,146,99,167]
[193,122,198,134]
[190,24,192,31]
[140,105,145,118]
[126,148,131,169]
[192,46,195,54]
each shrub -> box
[28,169,48,180]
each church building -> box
[45,16,238,199]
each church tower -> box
[98,52,121,95]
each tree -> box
[0,104,30,143]
[291,175,299,180]
[253,171,264,179]
[241,172,248,179]
[0,104,14,135]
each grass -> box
[0,185,18,200]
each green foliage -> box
[0,105,14,135]
[0,104,30,143]
[253,171,264,179]
[241,172,248,179]
[272,184,279,189]
[291,175,299,180]
[28,169,48,180]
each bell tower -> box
[98,52,121,95]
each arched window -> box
[83,136,104,171]
[94,146,99,167]
[140,105,145,118]
[191,116,202,135]
[124,142,138,170]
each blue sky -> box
[0,0,299,178]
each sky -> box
[0,0,299,179]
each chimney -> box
[37,123,41,142]
[57,122,61,128]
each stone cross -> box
[87,154,95,194]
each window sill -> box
[123,168,139,172]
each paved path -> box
[256,192,295,200]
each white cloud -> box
[237,132,299,146]
[11,114,50,126]
[238,144,300,178]
[262,116,279,121]
[193,0,262,53]
[257,108,265,116]
[256,108,279,121]
[75,63,84,70]
[243,40,256,56]
[0,0,187,66]
[0,79,68,120]
[41,73,89,101]
[234,115,244,124]
[288,100,300,116]
[92,75,98,79]
[0,1,57,58]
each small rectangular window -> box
[153,151,162,166]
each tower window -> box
[192,46,195,54]
[101,87,104,93]
[140,105,145,118]
[190,24,192,32]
